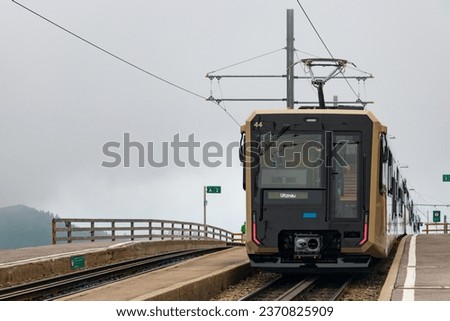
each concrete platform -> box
[379,234,450,301]
[0,240,229,288]
[59,247,250,301]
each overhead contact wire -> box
[206,47,285,75]
[12,0,241,126]
[295,0,360,100]
[296,0,333,59]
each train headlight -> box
[307,238,319,250]
[295,238,308,249]
[294,235,321,255]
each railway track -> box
[303,274,354,301]
[239,274,354,301]
[0,247,227,301]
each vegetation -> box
[0,204,57,250]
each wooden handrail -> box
[52,218,242,244]
[424,223,450,234]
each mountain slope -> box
[0,204,56,249]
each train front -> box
[241,109,382,272]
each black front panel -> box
[250,113,372,255]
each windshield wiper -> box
[259,125,291,155]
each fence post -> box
[111,221,116,241]
[52,219,56,244]
[66,221,72,243]
[130,221,135,241]
[149,221,152,240]
[91,221,95,242]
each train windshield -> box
[259,132,324,189]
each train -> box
[239,107,421,272]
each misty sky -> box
[1,0,450,232]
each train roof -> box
[243,108,385,131]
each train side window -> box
[397,187,403,217]
[381,134,389,163]
[379,134,388,195]
[239,132,246,163]
[391,177,397,218]
[239,132,246,190]
[387,152,393,196]
[410,201,415,224]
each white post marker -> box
[204,186,221,239]
[402,234,417,301]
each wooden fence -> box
[424,223,450,234]
[52,218,243,244]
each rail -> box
[52,218,242,244]
[424,223,450,234]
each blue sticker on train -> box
[303,212,317,219]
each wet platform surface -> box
[380,234,450,301]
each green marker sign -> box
[207,186,221,194]
[433,210,441,223]
[70,255,85,270]
[443,174,450,182]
